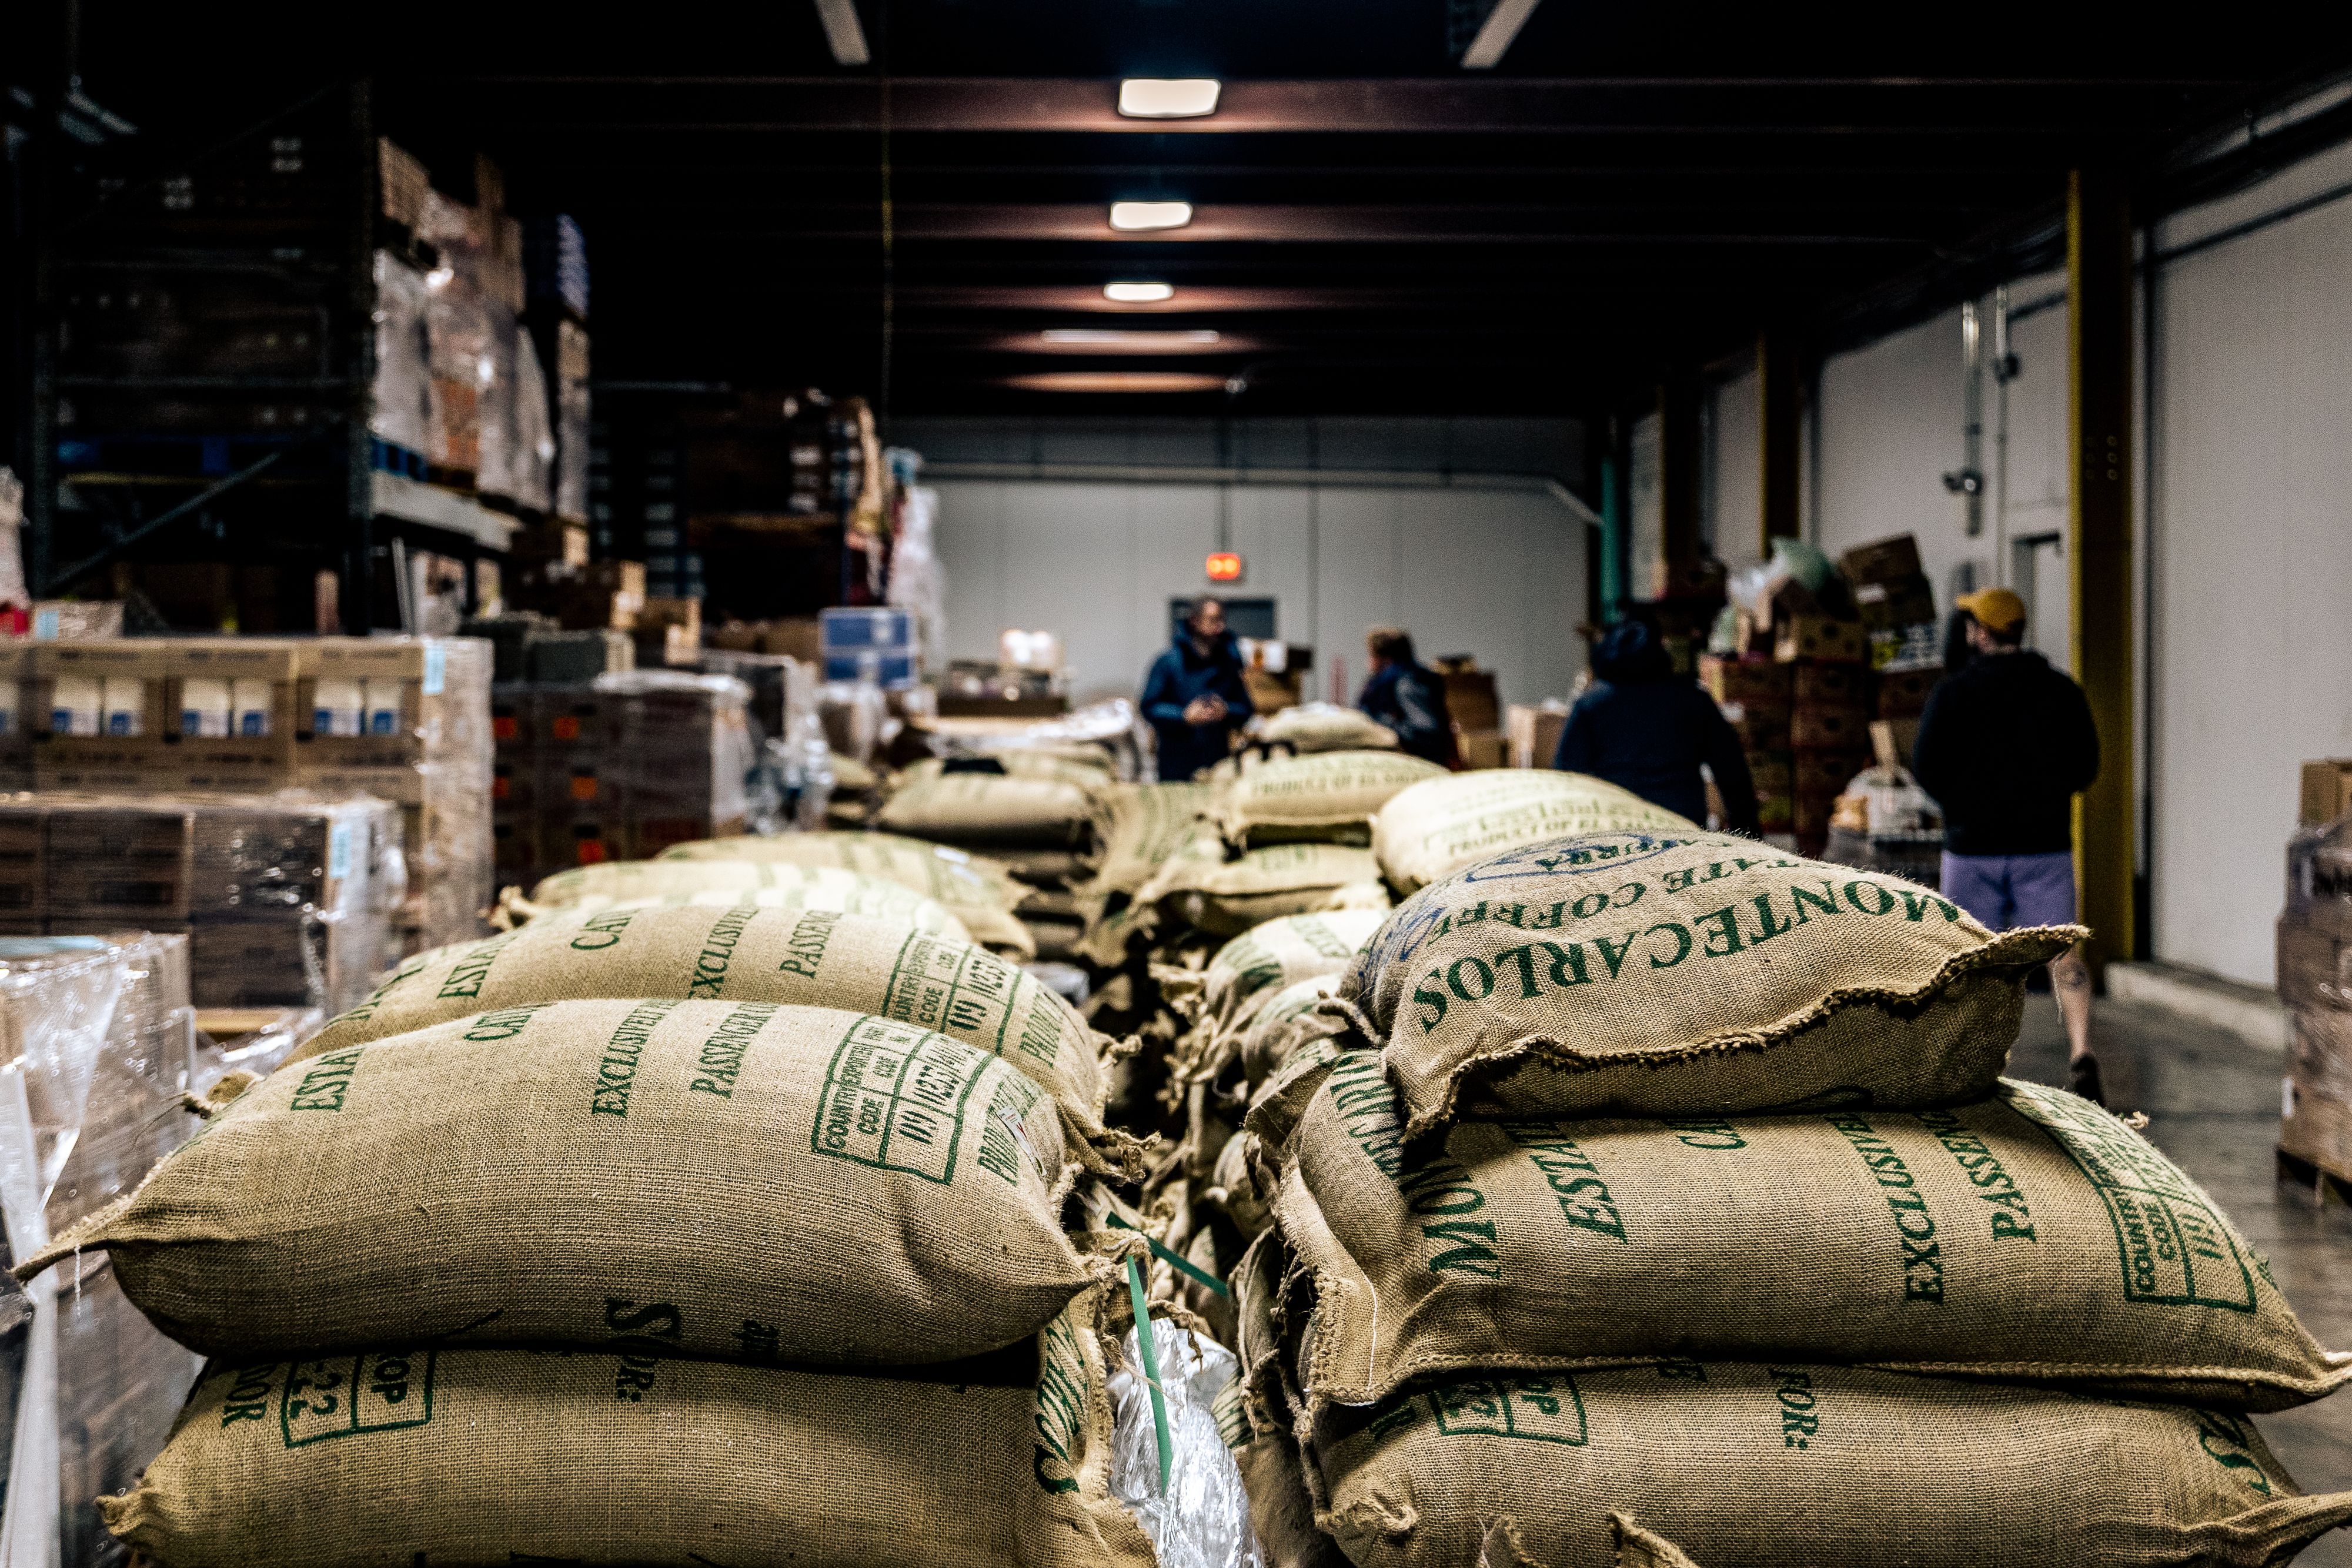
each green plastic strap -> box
[1125,1254,1174,1496]
[1105,1212,1231,1298]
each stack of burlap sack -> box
[1228,825,2352,1568]
[18,899,1256,1567]
[877,750,1124,957]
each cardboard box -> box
[2280,919,2352,1014]
[1793,706,1870,753]
[1854,573,1937,631]
[1698,655,1793,707]
[1244,667,1302,715]
[2281,1078,2352,1183]
[1876,666,1942,721]
[1870,719,1921,773]
[1457,728,1508,770]
[1442,670,1502,734]
[2301,760,2352,828]
[1506,704,1568,770]
[1722,701,1790,750]
[1837,535,1923,587]
[1793,664,1869,711]
[1795,749,1869,797]
[1776,616,1869,666]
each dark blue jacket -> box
[1359,661,1457,766]
[1142,631,1254,781]
[1554,620,1758,831]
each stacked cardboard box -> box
[1505,701,1568,770]
[1435,659,1505,768]
[1699,656,1793,834]
[2281,764,2352,1184]
[19,636,492,954]
[5,793,403,1013]
[493,671,754,887]
[1839,534,1943,673]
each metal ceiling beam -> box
[563,202,1937,244]
[423,76,2240,135]
[811,0,870,67]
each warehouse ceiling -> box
[65,1,2343,419]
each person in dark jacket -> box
[1553,617,1758,833]
[1141,597,1254,781]
[1910,585,2104,1102]
[1357,627,1458,767]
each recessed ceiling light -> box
[1118,79,1221,119]
[1042,329,1220,346]
[1109,200,1193,232]
[1104,281,1175,303]
[1005,372,1226,393]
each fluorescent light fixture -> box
[1042,329,1220,346]
[1459,0,1542,68]
[1118,78,1222,119]
[1004,372,1226,393]
[1108,200,1193,232]
[812,0,871,66]
[1104,281,1175,303]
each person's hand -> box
[1183,695,1228,725]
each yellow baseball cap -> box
[1955,586,2027,634]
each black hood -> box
[1591,619,1674,684]
[1173,628,1241,668]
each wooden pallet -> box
[2277,1145,2352,1209]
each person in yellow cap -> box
[1912,586,2105,1102]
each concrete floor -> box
[2010,994,2352,1566]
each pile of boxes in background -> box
[0,793,400,1015]
[1438,656,1505,768]
[2280,758,2352,1189]
[0,636,490,956]
[1702,532,1942,858]
[492,671,753,885]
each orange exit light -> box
[1206,552,1244,583]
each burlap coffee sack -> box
[1206,1128,1277,1239]
[1217,1372,1348,1568]
[1258,704,1402,755]
[994,845,1105,888]
[1094,783,1219,895]
[298,905,1109,1128]
[656,831,1034,955]
[1371,771,1697,894]
[1161,910,1389,1043]
[1312,1362,2352,1568]
[1138,842,1390,938]
[1241,975,1347,1089]
[1608,1517,1699,1568]
[880,766,1110,848]
[1281,1061,2350,1411]
[103,1290,1156,1568]
[28,1001,1104,1366]
[1342,830,2079,1132]
[1217,753,1449,851]
[519,860,971,941]
[904,751,1115,787]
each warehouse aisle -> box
[2010,998,2352,1563]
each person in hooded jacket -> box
[1552,616,1759,833]
[1141,597,1254,781]
[1357,627,1459,767]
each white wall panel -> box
[2148,172,2352,985]
[1705,370,1763,570]
[930,477,1588,714]
[1814,307,1984,602]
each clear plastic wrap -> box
[884,472,946,677]
[0,932,204,1568]
[1110,1320,1264,1568]
[369,250,443,462]
[553,320,591,524]
[505,325,556,514]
